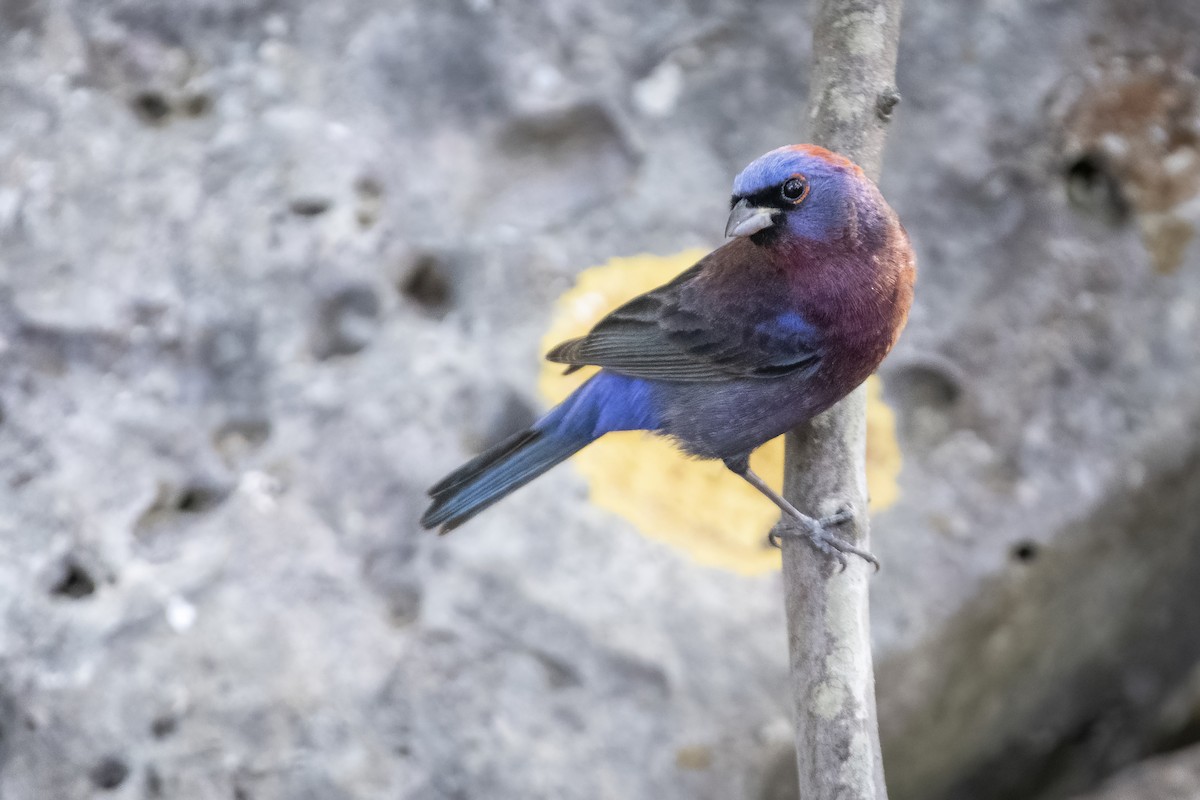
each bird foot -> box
[768,508,880,572]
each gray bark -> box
[781,1,904,798]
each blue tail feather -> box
[421,426,590,532]
[421,372,660,532]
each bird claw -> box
[768,508,880,572]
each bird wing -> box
[545,258,823,383]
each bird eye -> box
[781,175,809,203]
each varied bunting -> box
[422,145,915,566]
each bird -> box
[421,144,915,568]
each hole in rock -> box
[183,93,212,117]
[150,715,177,739]
[400,255,452,311]
[132,92,171,124]
[176,486,221,513]
[289,197,332,217]
[1011,540,1040,563]
[1065,153,1129,224]
[89,756,129,790]
[51,559,96,599]
[312,283,381,359]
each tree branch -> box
[781,1,903,799]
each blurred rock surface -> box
[1074,744,1200,800]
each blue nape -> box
[538,371,662,438]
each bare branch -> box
[781,1,904,799]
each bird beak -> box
[725,199,776,238]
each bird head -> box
[726,145,871,244]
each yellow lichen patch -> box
[539,251,902,575]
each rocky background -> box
[1,0,1199,798]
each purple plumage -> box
[422,145,915,561]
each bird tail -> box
[420,424,595,534]
[421,371,659,533]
